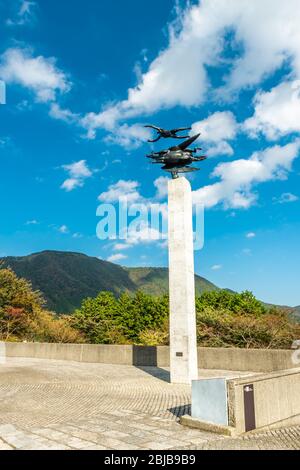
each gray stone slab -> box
[192,378,228,425]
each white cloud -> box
[113,243,131,251]
[192,112,238,143]
[126,223,162,246]
[98,179,168,252]
[205,141,234,158]
[193,140,300,209]
[49,103,79,124]
[0,48,70,102]
[25,219,39,225]
[244,80,300,140]
[72,232,83,239]
[98,177,170,207]
[80,0,300,136]
[107,253,127,263]
[211,264,222,271]
[81,107,122,137]
[58,225,69,234]
[112,228,162,253]
[273,192,299,204]
[98,180,142,203]
[104,124,152,149]
[154,176,169,199]
[6,1,37,26]
[61,178,83,192]
[246,232,256,239]
[63,160,92,179]
[61,160,93,192]
[192,112,238,157]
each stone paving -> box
[0,358,299,450]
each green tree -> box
[0,267,82,343]
[196,290,267,316]
[71,291,124,344]
[71,291,169,344]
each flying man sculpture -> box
[144,125,192,143]
[145,129,207,179]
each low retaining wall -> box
[227,368,300,433]
[197,347,297,372]
[2,342,297,372]
[181,368,300,435]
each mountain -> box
[1,251,136,313]
[290,306,300,322]
[1,251,220,314]
[126,267,219,296]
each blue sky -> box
[1,0,300,306]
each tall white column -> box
[168,177,198,384]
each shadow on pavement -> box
[136,366,170,382]
[168,404,191,419]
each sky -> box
[1,0,300,306]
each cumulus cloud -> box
[98,177,169,208]
[192,111,238,156]
[192,112,238,142]
[104,124,152,149]
[112,243,131,251]
[58,225,69,234]
[0,48,70,102]
[81,0,300,138]
[100,179,168,257]
[98,180,142,204]
[205,141,234,158]
[107,253,127,263]
[126,223,162,246]
[49,103,79,124]
[193,140,300,209]
[61,160,93,192]
[154,176,169,199]
[244,80,300,140]
[110,223,164,256]
[6,0,300,156]
[273,192,299,204]
[246,232,256,239]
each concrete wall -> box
[197,347,297,372]
[3,342,297,372]
[227,368,300,433]
[4,343,170,367]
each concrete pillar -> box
[168,177,198,384]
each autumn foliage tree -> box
[0,267,82,343]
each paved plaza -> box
[0,358,299,450]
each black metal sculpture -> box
[145,130,207,179]
[144,125,191,143]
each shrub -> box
[70,288,300,349]
[2,266,298,350]
[196,290,267,316]
[71,291,169,344]
[0,267,82,343]
[196,306,300,349]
